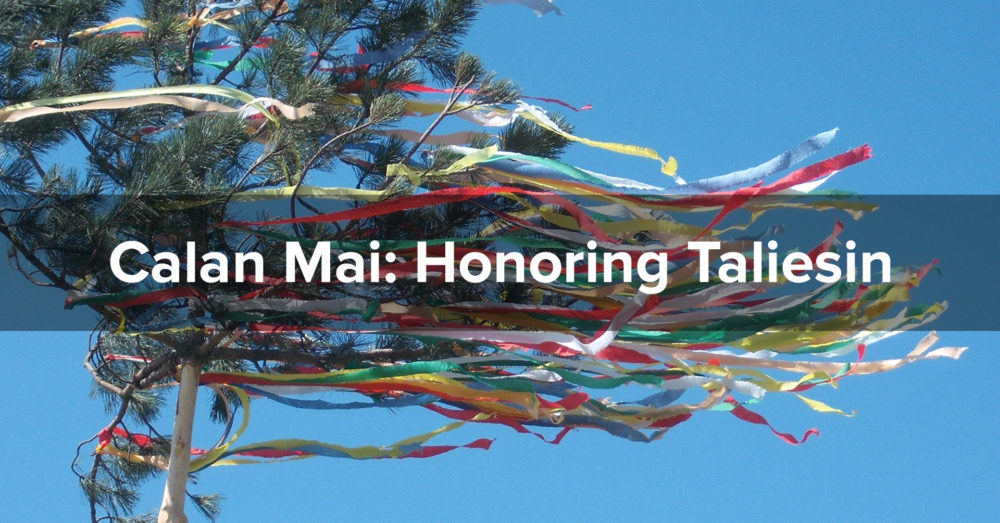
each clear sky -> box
[2,1,998,521]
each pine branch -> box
[210,0,289,86]
[401,74,475,164]
[0,214,72,289]
[183,5,204,84]
[65,116,125,184]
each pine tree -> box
[1,2,953,522]
[0,1,564,520]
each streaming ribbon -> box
[1,5,962,467]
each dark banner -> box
[1,194,996,331]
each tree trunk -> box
[158,361,201,523]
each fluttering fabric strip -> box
[16,13,957,464]
[0,85,314,124]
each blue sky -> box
[1,1,998,521]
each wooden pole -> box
[158,361,201,523]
